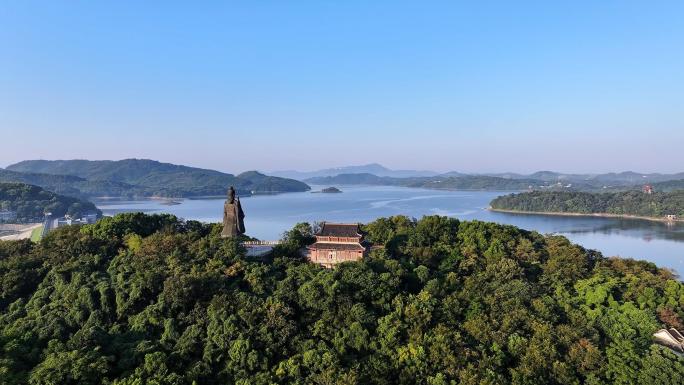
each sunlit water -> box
[96,185,684,275]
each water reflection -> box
[489,211,684,242]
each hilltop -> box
[0,213,682,383]
[4,159,310,198]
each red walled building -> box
[306,223,367,268]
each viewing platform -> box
[242,240,281,257]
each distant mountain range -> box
[2,159,310,198]
[482,170,684,185]
[4,160,684,199]
[306,173,553,191]
[273,163,684,187]
[271,163,441,180]
[304,167,684,192]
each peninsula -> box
[490,190,684,223]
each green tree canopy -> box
[0,213,682,384]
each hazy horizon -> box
[2,157,683,177]
[2,2,683,173]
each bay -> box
[96,185,684,275]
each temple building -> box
[307,222,367,268]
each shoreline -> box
[489,207,683,224]
[92,190,310,201]
[309,183,525,192]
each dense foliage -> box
[1,213,683,384]
[4,159,310,198]
[491,190,684,218]
[0,169,139,199]
[653,179,684,192]
[0,183,101,222]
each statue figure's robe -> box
[222,196,245,238]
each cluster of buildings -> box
[51,213,99,227]
[0,210,99,227]
[40,212,100,238]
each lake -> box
[96,185,684,275]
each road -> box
[0,223,43,241]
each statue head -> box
[228,186,236,203]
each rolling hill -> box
[0,182,101,222]
[5,159,310,198]
[306,173,551,191]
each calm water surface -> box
[96,185,684,274]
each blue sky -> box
[1,1,682,174]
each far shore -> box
[489,207,683,224]
[92,191,307,201]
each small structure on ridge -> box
[221,186,245,238]
[306,222,367,268]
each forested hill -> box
[490,190,684,219]
[307,171,684,192]
[0,182,100,222]
[411,175,543,190]
[306,173,545,191]
[0,169,144,199]
[653,179,684,192]
[4,159,310,198]
[1,213,683,384]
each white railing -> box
[242,240,281,246]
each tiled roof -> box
[308,242,366,251]
[317,222,361,237]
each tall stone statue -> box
[221,186,245,238]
